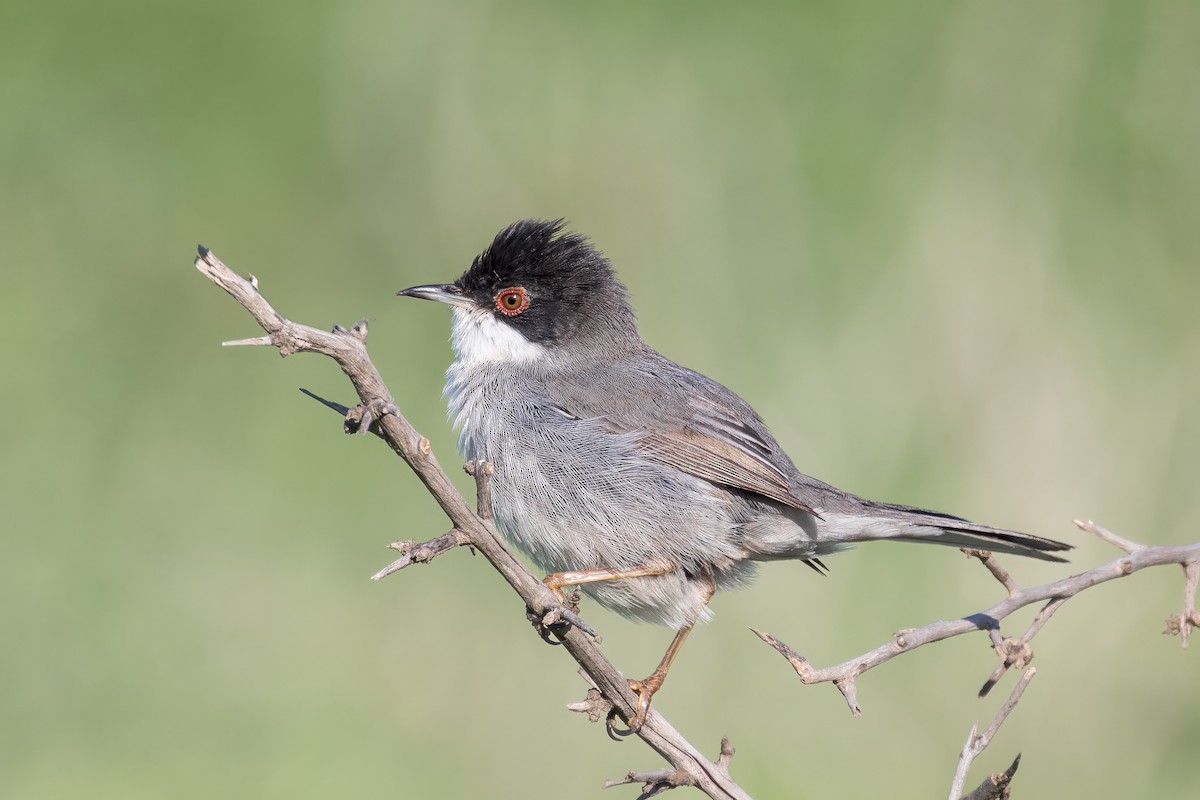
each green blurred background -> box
[3,0,1198,797]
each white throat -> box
[449,306,546,367]
[444,306,546,455]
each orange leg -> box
[617,577,716,735]
[541,560,713,733]
[542,559,674,598]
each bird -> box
[397,219,1071,732]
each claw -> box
[543,605,600,640]
[606,707,632,739]
[604,674,663,736]
[526,594,600,644]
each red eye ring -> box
[495,286,530,316]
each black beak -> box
[396,283,477,309]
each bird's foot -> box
[605,672,665,737]
[526,588,599,644]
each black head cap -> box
[455,219,640,350]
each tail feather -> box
[823,500,1072,563]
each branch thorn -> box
[222,335,273,347]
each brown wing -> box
[637,428,813,512]
[594,394,815,514]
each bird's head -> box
[398,219,640,366]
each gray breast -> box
[443,360,747,584]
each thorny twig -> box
[754,522,1199,716]
[948,669,1036,799]
[754,520,1199,793]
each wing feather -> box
[635,426,813,512]
[587,393,815,513]
[546,357,816,514]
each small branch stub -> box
[960,754,1021,800]
[1164,559,1200,648]
[465,459,496,521]
[602,738,736,798]
[370,529,470,580]
[603,767,687,797]
[222,335,273,348]
[567,687,613,723]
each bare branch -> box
[1075,518,1140,554]
[1165,558,1200,648]
[978,595,1064,697]
[754,526,1198,792]
[369,529,471,580]
[602,738,737,798]
[603,768,689,797]
[757,537,1200,712]
[195,247,750,800]
[949,670,1035,799]
[749,628,865,715]
[964,549,1021,597]
[465,459,495,521]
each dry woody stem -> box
[753,523,1200,718]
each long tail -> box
[821,499,1072,562]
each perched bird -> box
[398,220,1070,731]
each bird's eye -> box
[495,287,530,316]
